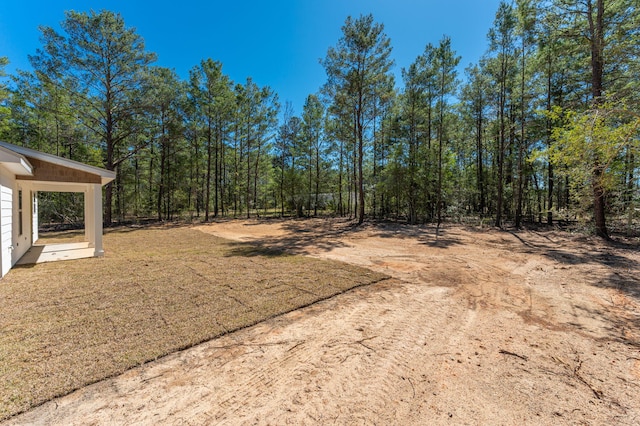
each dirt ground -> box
[6,218,640,425]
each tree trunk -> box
[338,139,344,217]
[205,121,212,222]
[476,106,485,216]
[148,143,156,220]
[356,99,365,225]
[157,114,167,221]
[280,152,285,217]
[515,35,526,229]
[214,123,220,217]
[588,0,608,239]
[627,150,635,230]
[314,144,320,217]
[246,120,252,219]
[593,165,608,238]
[546,61,554,226]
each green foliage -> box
[322,14,395,223]
[0,57,10,137]
[1,2,637,234]
[301,94,326,215]
[550,104,640,206]
[188,59,234,220]
[28,10,157,223]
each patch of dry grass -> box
[0,225,388,420]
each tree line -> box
[0,0,638,238]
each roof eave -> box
[0,145,34,176]
[0,141,115,186]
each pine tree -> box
[548,0,640,237]
[434,36,461,229]
[322,14,394,224]
[301,94,325,216]
[29,10,156,224]
[189,59,234,220]
[460,63,490,216]
[0,57,10,137]
[487,2,518,228]
[146,67,186,220]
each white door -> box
[32,191,38,244]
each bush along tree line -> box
[0,0,638,238]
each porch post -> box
[85,184,104,257]
[85,188,93,245]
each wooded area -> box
[0,0,638,238]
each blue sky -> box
[1,0,502,113]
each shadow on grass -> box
[105,220,195,235]
[223,242,291,258]
[11,263,36,270]
[36,229,85,244]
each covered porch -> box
[0,142,115,267]
[15,181,108,265]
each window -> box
[18,189,23,236]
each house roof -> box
[0,142,115,185]
[0,145,34,176]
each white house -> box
[0,141,116,277]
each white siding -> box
[0,169,13,277]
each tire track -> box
[6,221,639,426]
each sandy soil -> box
[5,218,640,425]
